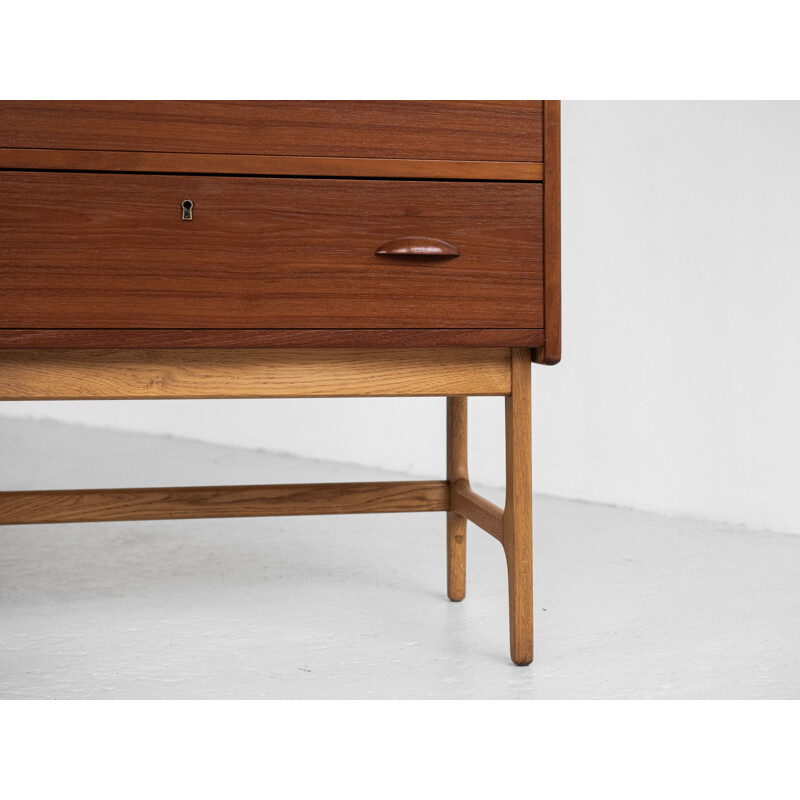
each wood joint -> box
[450,477,504,544]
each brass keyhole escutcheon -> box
[181,199,193,221]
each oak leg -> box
[446,396,468,601]
[504,348,533,665]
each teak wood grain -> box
[0,148,544,182]
[0,347,512,400]
[0,481,450,525]
[536,100,562,365]
[0,329,546,349]
[0,101,543,162]
[0,172,543,331]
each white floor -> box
[1,417,798,699]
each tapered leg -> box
[446,396,468,601]
[504,348,533,665]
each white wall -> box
[3,102,799,533]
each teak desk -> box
[0,101,560,666]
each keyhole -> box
[181,199,193,221]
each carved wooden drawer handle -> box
[374,237,460,257]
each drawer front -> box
[0,101,543,163]
[0,172,542,330]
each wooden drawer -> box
[0,171,543,330]
[0,101,543,163]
